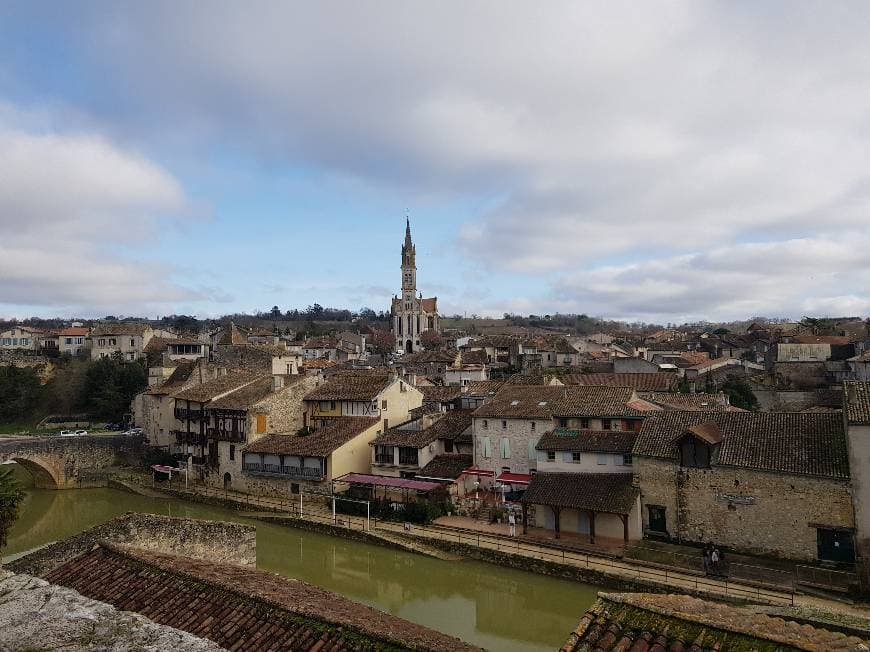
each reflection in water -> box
[6,483,599,652]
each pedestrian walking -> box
[702,547,711,575]
[508,512,516,537]
[711,547,721,575]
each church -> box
[391,220,440,353]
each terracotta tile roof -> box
[57,327,90,336]
[795,335,851,345]
[46,543,479,652]
[302,357,338,369]
[562,592,870,652]
[521,472,638,515]
[207,375,275,410]
[403,350,457,365]
[146,361,198,395]
[536,428,637,453]
[243,417,379,457]
[305,371,394,401]
[639,392,740,411]
[171,370,262,403]
[144,336,176,354]
[420,385,462,402]
[530,335,577,354]
[420,297,438,313]
[462,380,506,396]
[91,322,150,337]
[418,453,473,480]
[472,386,567,418]
[373,410,473,448]
[460,349,488,365]
[634,411,849,479]
[562,373,677,392]
[550,386,656,418]
[845,382,870,424]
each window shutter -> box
[482,436,491,458]
[562,451,573,463]
[528,440,537,461]
[500,437,511,459]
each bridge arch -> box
[4,457,60,489]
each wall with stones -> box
[473,416,552,476]
[772,362,829,389]
[7,513,256,577]
[634,457,854,560]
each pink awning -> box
[335,472,442,492]
[497,472,532,485]
[460,467,495,477]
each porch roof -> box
[521,472,638,515]
[335,472,442,492]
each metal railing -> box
[796,564,858,593]
[241,462,324,481]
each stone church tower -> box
[391,219,439,353]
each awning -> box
[151,464,182,474]
[497,472,532,485]
[461,467,495,477]
[335,472,442,492]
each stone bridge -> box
[0,435,143,489]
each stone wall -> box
[473,416,551,476]
[771,362,829,389]
[7,513,256,576]
[634,457,854,560]
[0,435,144,489]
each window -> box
[399,447,418,466]
[375,445,394,464]
[482,436,492,458]
[530,421,536,432]
[501,420,507,430]
[482,420,488,429]
[602,419,612,430]
[444,440,453,453]
[98,339,106,346]
[679,436,711,469]
[229,445,235,461]
[109,338,116,346]
[65,338,72,345]
[558,418,568,427]
[572,452,582,463]
[382,399,388,409]
[622,453,633,466]
[127,352,135,360]
[580,418,590,429]
[596,452,608,465]
[130,338,135,346]
[500,437,511,459]
[547,450,556,461]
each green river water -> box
[3,468,599,652]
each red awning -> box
[460,467,495,477]
[151,464,181,474]
[335,472,442,492]
[497,472,532,485]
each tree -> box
[0,465,25,551]
[420,330,445,350]
[712,328,730,335]
[369,328,395,356]
[0,367,43,424]
[77,356,147,420]
[721,377,759,411]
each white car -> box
[59,430,76,437]
[74,430,88,436]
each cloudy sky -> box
[2,1,869,323]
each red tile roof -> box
[562,373,677,392]
[521,472,638,515]
[243,417,379,457]
[45,543,479,652]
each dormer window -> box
[679,437,711,468]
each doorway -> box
[817,528,855,563]
[223,472,232,490]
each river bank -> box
[5,483,600,652]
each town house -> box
[632,410,854,563]
[369,409,473,481]
[58,327,90,356]
[90,323,173,361]
[0,325,43,352]
[303,371,423,431]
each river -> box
[4,469,599,652]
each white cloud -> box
[0,108,203,315]
[8,2,870,318]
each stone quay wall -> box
[7,513,256,577]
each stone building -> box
[632,410,853,562]
[90,323,174,361]
[391,219,439,353]
[203,373,318,491]
[844,381,870,586]
[0,325,43,352]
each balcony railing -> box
[374,454,394,465]
[207,427,246,442]
[242,462,323,481]
[173,430,208,446]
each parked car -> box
[104,423,123,431]
[74,429,88,436]
[59,430,76,437]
